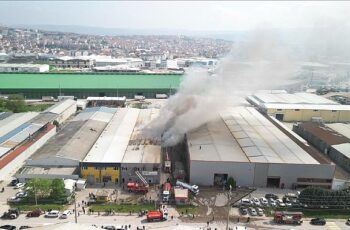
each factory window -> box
[277,109,282,111]
[94,167,99,170]
[332,110,337,112]
[313,110,319,112]
[294,109,300,111]
[113,167,118,170]
[82,166,88,170]
[104,167,107,170]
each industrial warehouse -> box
[16,107,116,181]
[0,99,77,180]
[81,108,161,185]
[0,73,181,99]
[247,91,350,122]
[186,106,336,189]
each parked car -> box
[256,208,264,216]
[60,210,71,219]
[265,194,279,200]
[259,197,268,206]
[285,201,292,207]
[10,179,19,186]
[291,201,301,208]
[239,207,248,215]
[276,199,286,207]
[252,197,261,206]
[102,226,115,230]
[14,183,25,189]
[0,225,16,230]
[240,198,251,206]
[26,209,42,218]
[8,196,21,203]
[248,207,257,216]
[15,191,27,198]
[310,218,326,225]
[45,210,59,218]
[268,198,277,207]
[346,218,350,225]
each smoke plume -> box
[144,29,300,146]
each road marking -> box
[326,222,341,230]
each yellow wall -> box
[81,166,120,183]
[267,108,350,122]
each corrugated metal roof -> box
[252,92,338,105]
[84,108,139,163]
[326,123,350,139]
[188,107,319,164]
[0,112,39,138]
[45,99,76,115]
[0,124,42,148]
[331,143,350,159]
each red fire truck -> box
[147,209,168,222]
[127,182,148,194]
[274,211,303,225]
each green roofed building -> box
[0,73,182,99]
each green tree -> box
[226,177,236,190]
[50,179,66,199]
[25,178,52,201]
[52,120,59,128]
[5,94,28,112]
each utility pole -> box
[74,192,77,223]
[34,183,38,206]
[226,185,232,230]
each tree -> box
[25,178,52,201]
[50,179,66,199]
[52,120,59,128]
[5,94,27,113]
[226,177,236,190]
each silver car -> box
[248,207,257,216]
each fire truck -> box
[147,208,168,222]
[274,211,303,225]
[127,171,149,194]
[162,182,171,202]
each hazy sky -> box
[0,1,349,31]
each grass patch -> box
[89,203,155,213]
[26,103,54,112]
[175,205,198,215]
[303,210,350,219]
[11,204,67,212]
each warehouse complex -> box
[0,99,77,180]
[294,122,350,175]
[247,91,350,122]
[81,108,161,185]
[186,107,336,189]
[16,107,115,181]
[0,73,182,99]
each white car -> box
[14,183,25,189]
[60,210,71,219]
[256,207,264,216]
[240,198,252,206]
[276,199,286,207]
[259,197,268,206]
[45,210,60,218]
[268,198,277,207]
[248,207,257,216]
[16,191,27,198]
[285,201,292,207]
[8,196,21,202]
[252,197,261,206]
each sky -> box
[0,1,349,32]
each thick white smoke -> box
[144,29,300,146]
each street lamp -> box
[226,185,232,230]
[73,191,78,223]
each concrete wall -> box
[26,156,79,167]
[0,126,56,181]
[267,163,335,188]
[189,161,254,186]
[267,108,350,122]
[329,147,350,174]
[16,173,79,182]
[189,160,335,188]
